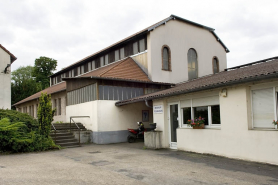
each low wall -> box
[72,130,92,144]
[144,131,162,149]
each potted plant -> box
[272,120,278,126]
[187,117,205,129]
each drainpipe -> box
[145,100,153,108]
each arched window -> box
[187,48,198,80]
[212,57,219,74]
[162,45,171,71]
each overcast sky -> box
[1,0,278,72]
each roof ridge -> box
[99,58,129,77]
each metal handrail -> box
[70,116,90,146]
[51,122,57,143]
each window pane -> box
[114,86,119,100]
[99,85,104,100]
[211,105,221,124]
[194,106,208,125]
[120,48,124,59]
[118,86,123,100]
[188,49,198,80]
[183,108,191,125]
[115,50,119,61]
[213,58,219,74]
[92,61,95,70]
[100,57,104,67]
[133,42,138,54]
[108,86,114,100]
[122,87,127,100]
[139,39,145,52]
[103,86,109,100]
[163,47,169,70]
[105,54,109,65]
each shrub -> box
[0,109,39,131]
[0,118,58,152]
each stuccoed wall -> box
[0,47,11,109]
[153,83,278,165]
[148,19,227,84]
[66,100,153,144]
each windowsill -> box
[179,126,221,130]
[161,69,172,72]
[249,128,278,131]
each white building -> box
[117,57,278,165]
[14,14,228,144]
[0,44,17,109]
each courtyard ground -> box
[0,142,278,185]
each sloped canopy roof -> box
[115,57,278,106]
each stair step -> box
[55,138,77,144]
[58,142,80,147]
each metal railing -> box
[51,122,57,143]
[70,116,90,146]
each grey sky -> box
[1,0,277,72]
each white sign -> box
[154,105,163,114]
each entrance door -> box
[169,103,179,149]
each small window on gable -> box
[187,48,198,80]
[133,42,138,54]
[162,45,171,71]
[213,57,219,74]
[115,50,119,61]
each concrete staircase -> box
[50,123,86,148]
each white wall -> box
[131,52,148,75]
[0,47,11,109]
[66,100,153,132]
[148,19,227,84]
[153,82,278,165]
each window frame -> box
[187,48,198,80]
[161,45,171,71]
[250,85,278,129]
[181,99,221,128]
[212,56,219,74]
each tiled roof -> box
[115,57,278,106]
[80,57,151,82]
[51,14,228,77]
[0,44,17,63]
[13,82,66,106]
[14,57,152,106]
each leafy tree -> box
[32,56,57,90]
[11,66,41,108]
[37,92,55,137]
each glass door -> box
[169,104,179,149]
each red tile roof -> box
[13,82,66,106]
[115,57,278,106]
[0,44,17,63]
[80,57,151,82]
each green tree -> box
[37,92,55,137]
[32,56,57,90]
[11,66,41,108]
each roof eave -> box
[115,73,278,106]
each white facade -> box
[152,79,278,165]
[147,19,227,83]
[0,47,12,109]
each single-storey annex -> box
[116,57,278,165]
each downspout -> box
[145,99,153,108]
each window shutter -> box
[252,88,275,128]
[192,96,219,107]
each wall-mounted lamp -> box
[3,64,11,74]
[221,88,227,97]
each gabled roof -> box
[0,44,17,63]
[115,57,278,106]
[51,14,229,77]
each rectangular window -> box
[58,98,61,115]
[105,54,109,65]
[133,42,138,54]
[88,62,92,71]
[211,105,221,124]
[71,69,74,77]
[54,99,57,116]
[139,39,145,52]
[81,65,84,74]
[115,50,119,61]
[77,66,80,75]
[194,106,209,125]
[100,56,104,67]
[120,48,124,59]
[183,107,191,125]
[92,61,95,70]
[252,88,275,128]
